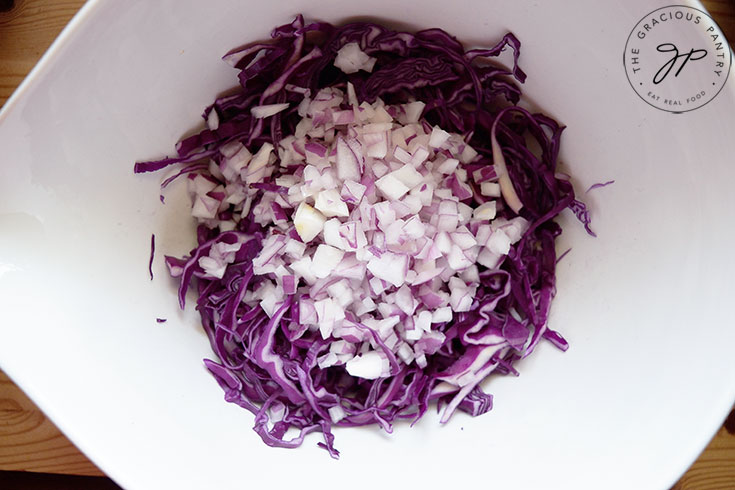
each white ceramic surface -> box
[1,1,734,489]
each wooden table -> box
[1,1,734,488]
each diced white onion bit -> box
[190,85,530,380]
[333,43,377,74]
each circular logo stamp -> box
[624,5,732,113]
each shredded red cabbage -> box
[149,233,156,280]
[135,16,591,458]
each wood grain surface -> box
[1,0,735,487]
[0,370,103,476]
